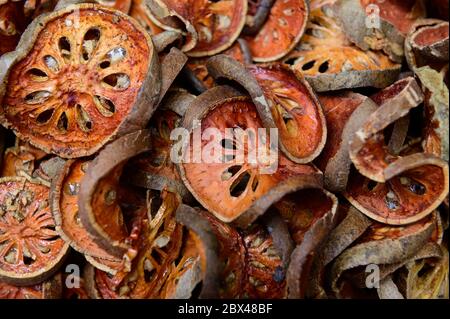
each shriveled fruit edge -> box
[388,115,410,155]
[206,55,327,164]
[377,275,404,299]
[234,173,325,229]
[175,204,220,299]
[349,77,424,182]
[84,255,119,276]
[146,0,198,53]
[332,0,424,63]
[152,30,182,53]
[160,88,195,117]
[305,66,401,92]
[286,189,339,298]
[50,159,121,262]
[0,176,70,286]
[0,3,161,158]
[241,0,275,36]
[157,47,188,105]
[329,217,435,297]
[306,206,372,298]
[78,129,152,257]
[322,94,378,192]
[83,264,101,299]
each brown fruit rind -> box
[0,4,160,158]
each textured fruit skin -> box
[0,4,160,158]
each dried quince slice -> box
[405,19,449,69]
[334,0,426,63]
[0,4,160,158]
[178,85,319,224]
[78,129,151,257]
[0,176,69,285]
[244,0,308,62]
[51,159,122,264]
[315,91,378,192]
[0,272,62,299]
[148,0,247,57]
[284,0,400,92]
[207,56,327,164]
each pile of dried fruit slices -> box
[0,0,448,299]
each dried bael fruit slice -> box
[397,245,448,299]
[284,0,400,92]
[349,77,425,182]
[127,94,194,202]
[177,204,291,299]
[207,56,327,164]
[242,0,275,36]
[148,0,247,57]
[185,39,252,91]
[78,129,151,257]
[244,0,308,62]
[1,140,48,178]
[0,177,69,285]
[329,212,436,298]
[0,4,160,158]
[414,66,449,162]
[51,159,122,264]
[178,85,319,224]
[334,0,426,63]
[0,272,62,299]
[129,0,164,35]
[315,91,378,192]
[405,19,449,69]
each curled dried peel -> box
[284,1,400,92]
[148,0,247,57]
[0,4,160,158]
[242,0,275,36]
[329,212,436,297]
[178,85,319,223]
[315,91,378,192]
[78,129,152,257]
[334,0,426,63]
[245,0,309,62]
[129,0,164,35]
[0,177,69,285]
[206,56,327,164]
[349,77,425,183]
[51,159,121,263]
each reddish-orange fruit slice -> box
[1,140,48,178]
[51,159,122,264]
[245,0,308,62]
[0,177,69,285]
[0,273,62,299]
[315,91,378,192]
[178,86,319,224]
[78,130,151,257]
[284,0,400,92]
[334,0,426,62]
[148,0,247,57]
[0,4,160,158]
[248,64,327,164]
[349,77,425,182]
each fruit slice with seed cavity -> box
[283,0,400,92]
[176,204,292,299]
[78,129,152,257]
[0,4,160,158]
[178,85,319,224]
[349,77,425,183]
[0,177,69,285]
[329,212,436,298]
[148,0,247,57]
[405,19,449,69]
[315,91,378,192]
[333,0,426,63]
[51,159,122,264]
[207,56,327,164]
[244,0,308,62]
